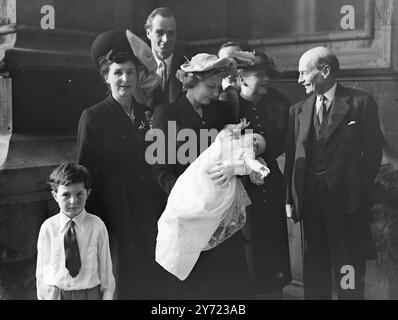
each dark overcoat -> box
[238,87,292,293]
[77,94,166,299]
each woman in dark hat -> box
[225,51,292,298]
[77,30,165,299]
[153,53,253,299]
[218,41,243,122]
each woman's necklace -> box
[120,101,135,123]
[113,94,135,123]
[124,108,135,123]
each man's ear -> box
[104,74,109,85]
[51,191,57,201]
[146,28,151,41]
[87,189,92,198]
[321,65,331,79]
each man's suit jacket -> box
[151,50,184,119]
[285,84,383,221]
[154,49,184,106]
[166,53,183,104]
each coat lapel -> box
[104,95,136,131]
[168,56,182,104]
[178,95,203,130]
[325,84,351,142]
[298,94,316,151]
[168,57,176,98]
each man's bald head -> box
[298,47,339,95]
[300,47,340,76]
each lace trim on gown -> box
[203,179,251,251]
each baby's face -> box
[253,134,266,155]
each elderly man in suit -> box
[145,7,182,105]
[285,47,383,299]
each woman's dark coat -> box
[152,95,253,299]
[77,94,166,299]
[239,87,292,293]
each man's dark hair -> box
[145,7,175,30]
[49,162,91,192]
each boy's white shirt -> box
[36,210,115,300]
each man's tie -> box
[64,220,81,277]
[318,95,328,124]
[159,60,168,91]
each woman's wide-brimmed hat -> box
[90,29,157,72]
[180,53,235,74]
[90,29,161,105]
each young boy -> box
[36,162,115,300]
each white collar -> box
[59,209,86,233]
[154,53,173,68]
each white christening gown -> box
[156,130,267,280]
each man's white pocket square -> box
[348,121,356,126]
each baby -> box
[156,120,269,280]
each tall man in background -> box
[285,47,383,299]
[145,7,182,105]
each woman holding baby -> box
[153,53,254,299]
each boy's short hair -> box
[49,162,91,192]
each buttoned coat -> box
[77,94,166,298]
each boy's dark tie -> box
[64,220,81,277]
